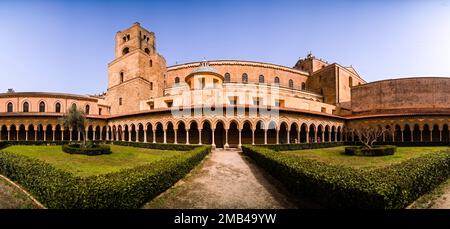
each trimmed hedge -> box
[108,141,199,151]
[62,144,111,156]
[0,145,211,208]
[242,145,450,209]
[345,145,396,156]
[256,142,345,152]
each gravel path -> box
[145,148,317,209]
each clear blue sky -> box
[1,0,450,95]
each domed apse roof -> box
[185,61,223,80]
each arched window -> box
[274,77,280,84]
[224,73,231,83]
[150,82,153,90]
[55,103,61,113]
[259,75,264,83]
[174,77,180,84]
[289,79,294,89]
[301,82,306,90]
[149,59,153,67]
[144,48,150,55]
[85,105,90,114]
[39,101,45,112]
[122,47,129,55]
[71,103,77,110]
[349,77,353,87]
[7,102,13,112]
[126,34,130,40]
[119,98,122,106]
[120,72,124,83]
[23,102,29,112]
[242,73,248,84]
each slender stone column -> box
[328,131,332,143]
[186,129,190,144]
[252,129,255,145]
[440,128,443,142]
[420,129,423,142]
[264,129,267,145]
[198,129,202,145]
[314,131,317,143]
[321,131,324,143]
[69,129,72,141]
[238,129,242,148]
[35,128,38,141]
[7,129,11,141]
[287,129,290,144]
[306,131,309,143]
[297,130,300,143]
[224,129,229,148]
[62,129,65,141]
[163,129,167,144]
[52,130,55,141]
[16,131,19,141]
[136,130,139,142]
[401,129,404,142]
[431,131,433,142]
[25,130,28,141]
[44,129,47,141]
[211,129,215,148]
[174,129,178,144]
[144,129,147,143]
[93,131,96,141]
[128,131,131,142]
[392,131,395,142]
[153,130,156,143]
[99,128,103,141]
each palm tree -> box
[61,105,88,146]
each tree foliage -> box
[352,126,387,149]
[60,106,87,146]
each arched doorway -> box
[213,121,224,147]
[242,121,252,144]
[254,121,265,144]
[228,121,239,147]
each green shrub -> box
[242,145,450,209]
[62,144,111,156]
[345,145,396,156]
[0,145,210,208]
[108,141,198,151]
[257,142,344,152]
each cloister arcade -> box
[1,115,450,148]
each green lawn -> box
[282,146,450,170]
[2,145,183,177]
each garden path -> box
[144,148,317,209]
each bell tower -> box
[105,22,166,115]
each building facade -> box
[1,23,449,148]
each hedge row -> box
[242,145,450,209]
[0,145,211,208]
[345,145,396,156]
[256,142,345,152]
[107,141,199,151]
[62,144,112,156]
[347,141,450,147]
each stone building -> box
[1,22,449,148]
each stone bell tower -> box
[105,22,167,115]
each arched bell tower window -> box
[174,77,180,85]
[85,105,90,114]
[119,98,122,106]
[23,102,29,112]
[224,73,231,83]
[242,73,248,84]
[144,48,150,55]
[149,59,153,67]
[122,47,129,55]
[150,82,153,90]
[39,101,46,112]
[7,102,13,112]
[120,72,124,83]
[289,79,294,89]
